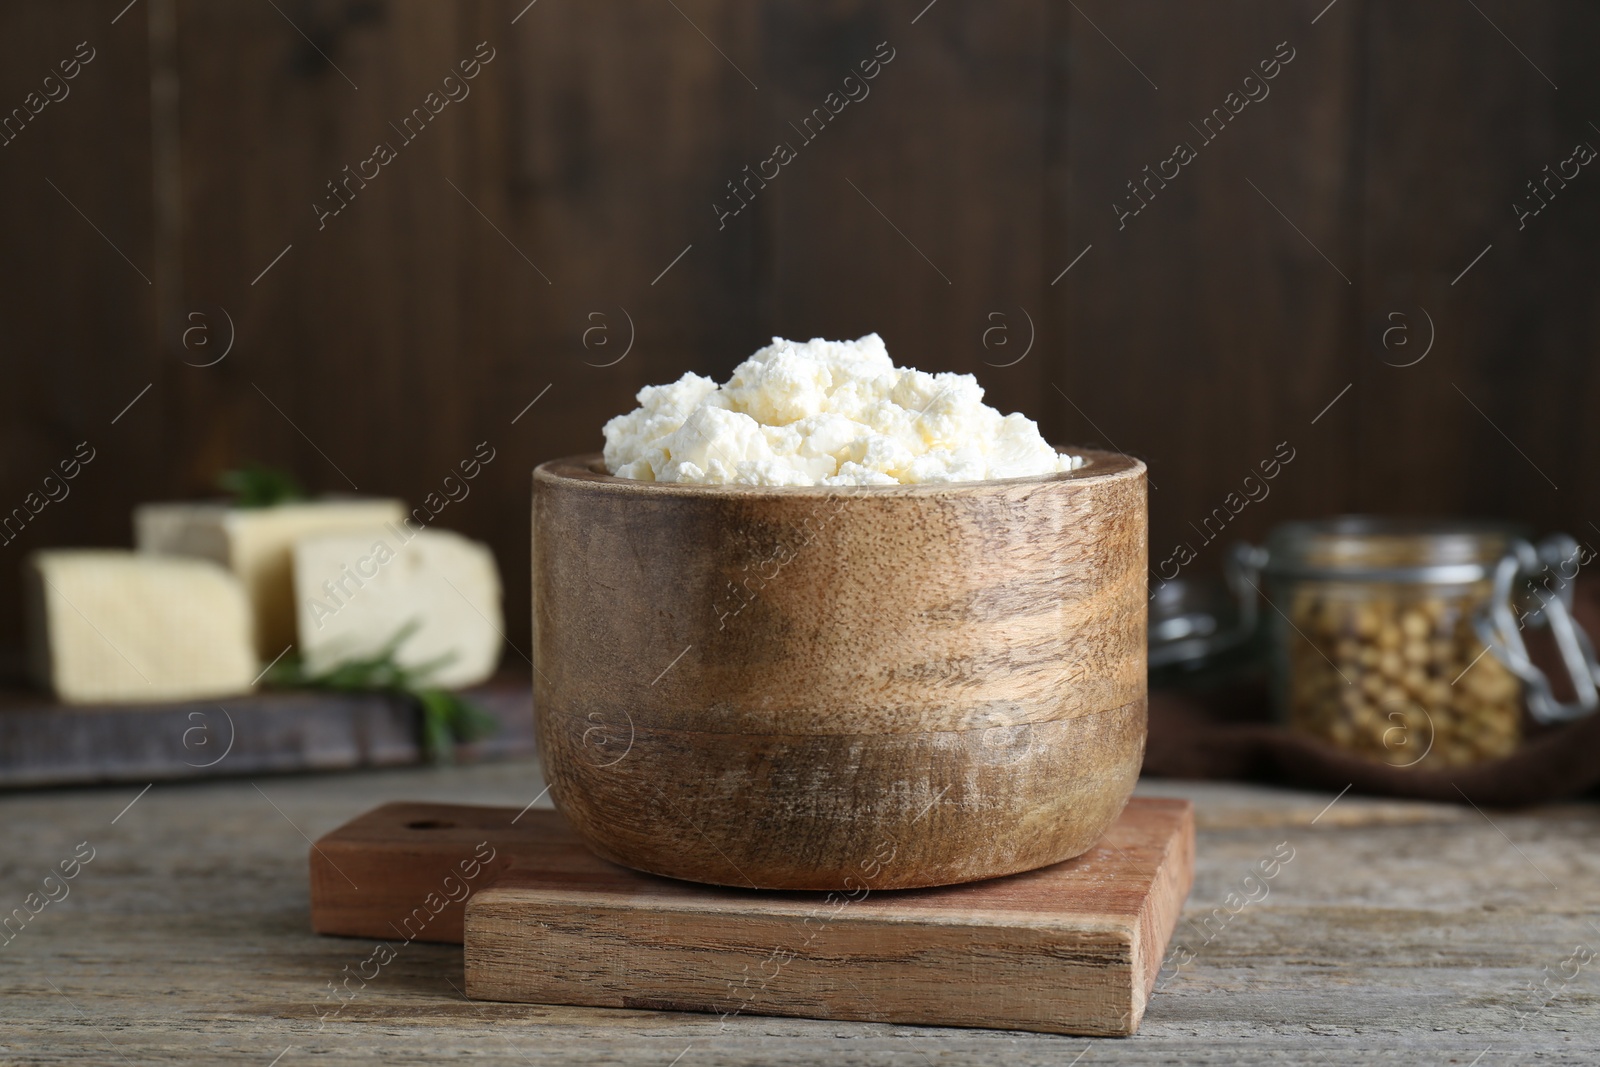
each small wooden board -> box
[309,801,585,944]
[309,797,1193,1036]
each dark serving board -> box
[0,672,533,789]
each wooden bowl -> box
[532,450,1146,890]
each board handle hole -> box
[406,819,457,830]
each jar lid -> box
[1258,516,1529,583]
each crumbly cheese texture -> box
[603,334,1082,486]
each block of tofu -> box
[25,550,257,704]
[293,528,503,689]
[135,498,406,658]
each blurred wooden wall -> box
[1,0,1597,656]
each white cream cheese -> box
[603,334,1083,486]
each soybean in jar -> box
[1249,520,1524,768]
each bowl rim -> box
[533,447,1145,496]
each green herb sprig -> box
[266,621,498,764]
[218,464,309,508]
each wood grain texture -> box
[1,2,1597,666]
[4,763,1599,1064]
[462,797,1194,1037]
[309,801,577,944]
[1353,0,1600,528]
[532,450,1147,889]
[760,0,1051,423]
[308,794,1192,1033]
[1049,0,1365,574]
[0,0,160,633]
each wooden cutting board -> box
[0,674,533,789]
[309,797,1193,1036]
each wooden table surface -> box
[4,761,1598,1065]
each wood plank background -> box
[0,0,1595,657]
[6,764,1599,1062]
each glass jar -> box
[1232,518,1597,768]
[1148,576,1256,672]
